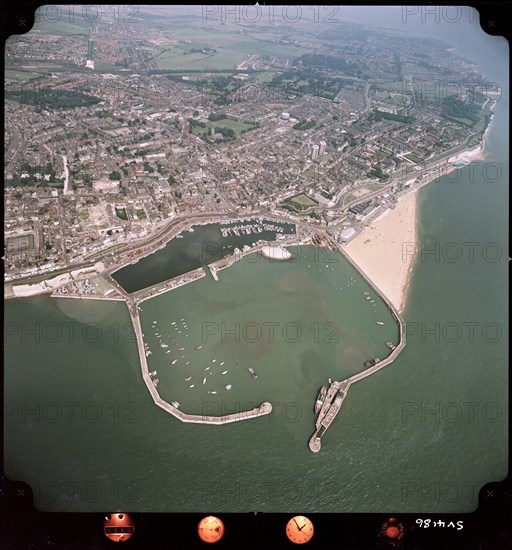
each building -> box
[339,227,356,242]
[281,112,290,120]
[311,145,319,161]
[319,140,326,156]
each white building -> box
[311,145,319,161]
[319,140,326,156]
[339,227,356,242]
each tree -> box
[109,170,121,180]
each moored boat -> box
[315,385,328,413]
[248,367,258,379]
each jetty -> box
[129,298,272,424]
[308,233,407,452]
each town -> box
[5,6,496,285]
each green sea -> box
[4,33,507,513]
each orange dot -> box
[386,526,400,539]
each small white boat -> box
[203,377,207,384]
[172,359,178,365]
[211,391,217,394]
[205,366,210,371]
[172,401,180,409]
[186,362,190,365]
[225,384,232,390]
[171,322,176,325]
[189,384,195,388]
[220,362,224,366]
[221,371,228,375]
[212,359,216,363]
[376,321,384,326]
[185,376,192,381]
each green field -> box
[115,207,128,220]
[5,70,44,81]
[401,63,431,76]
[33,18,90,36]
[155,31,311,70]
[288,193,318,207]
[391,93,408,104]
[302,169,318,179]
[191,118,257,139]
[404,153,424,163]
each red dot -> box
[388,517,396,523]
[386,526,400,539]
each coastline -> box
[343,144,486,314]
[345,190,418,314]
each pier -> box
[308,233,407,452]
[129,300,272,424]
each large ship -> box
[315,385,328,414]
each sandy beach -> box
[343,143,486,313]
[345,190,418,314]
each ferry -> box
[171,359,178,365]
[315,385,328,414]
[364,358,380,368]
[185,376,192,381]
[225,384,232,390]
[376,321,384,326]
[171,401,180,409]
[248,368,258,380]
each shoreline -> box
[344,144,486,314]
[345,190,418,314]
